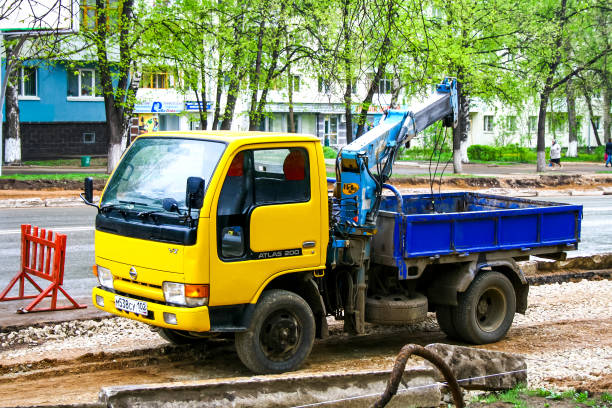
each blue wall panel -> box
[2,62,106,123]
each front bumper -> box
[92,287,211,332]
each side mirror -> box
[80,177,98,209]
[186,177,205,210]
[84,177,93,203]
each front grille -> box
[116,276,162,289]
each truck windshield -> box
[101,137,225,211]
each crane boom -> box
[334,77,457,231]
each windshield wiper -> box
[100,203,128,215]
[119,200,149,207]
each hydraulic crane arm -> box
[335,78,458,231]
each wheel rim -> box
[475,287,507,332]
[259,310,301,362]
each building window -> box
[18,67,37,96]
[68,69,103,97]
[351,79,357,94]
[290,75,300,92]
[528,116,537,133]
[324,116,338,145]
[378,74,392,94]
[141,72,170,89]
[318,77,330,93]
[505,116,517,131]
[80,0,120,30]
[83,132,96,144]
[483,115,494,132]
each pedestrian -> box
[606,141,612,167]
[549,139,562,169]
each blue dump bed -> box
[374,192,582,272]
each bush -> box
[467,145,501,161]
[323,146,338,159]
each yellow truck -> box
[83,81,581,374]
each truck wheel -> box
[235,289,315,374]
[453,271,516,344]
[435,305,460,340]
[158,328,208,345]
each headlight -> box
[163,282,209,307]
[97,266,114,290]
[163,282,185,305]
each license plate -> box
[115,295,148,316]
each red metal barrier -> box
[0,224,87,313]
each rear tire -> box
[453,271,516,344]
[435,305,460,340]
[235,289,315,374]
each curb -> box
[0,197,99,209]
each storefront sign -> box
[185,101,213,112]
[133,101,183,113]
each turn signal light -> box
[185,284,209,298]
[92,265,98,277]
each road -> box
[0,207,97,297]
[0,195,610,297]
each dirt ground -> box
[1,312,610,406]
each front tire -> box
[453,271,516,344]
[235,289,315,374]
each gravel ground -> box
[1,279,611,392]
[513,280,612,390]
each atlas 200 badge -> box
[342,183,359,195]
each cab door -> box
[209,143,324,307]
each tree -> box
[89,0,140,173]
[519,0,611,171]
[427,0,529,173]
[0,0,77,165]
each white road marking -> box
[0,226,94,236]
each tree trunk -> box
[247,20,266,131]
[199,63,207,130]
[212,59,223,130]
[603,84,611,143]
[536,91,550,172]
[288,71,295,133]
[453,80,469,173]
[580,81,602,146]
[344,77,353,144]
[4,61,21,164]
[355,59,388,138]
[566,78,578,156]
[220,73,239,130]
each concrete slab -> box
[425,343,527,391]
[99,367,440,408]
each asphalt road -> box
[0,206,97,297]
[0,195,609,299]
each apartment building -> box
[3,57,609,161]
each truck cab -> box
[91,132,329,372]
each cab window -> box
[217,147,310,259]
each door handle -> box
[302,241,316,248]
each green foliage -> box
[476,385,612,407]
[468,145,501,161]
[0,174,108,181]
[323,147,338,159]
[23,158,107,167]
